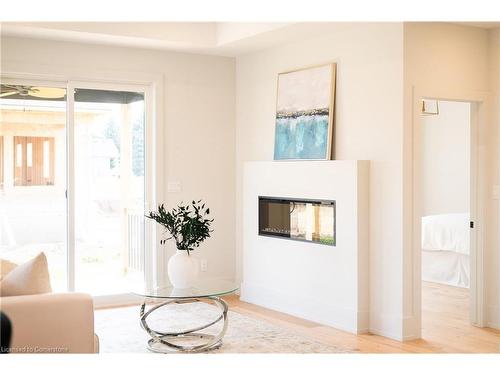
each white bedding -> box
[422,250,470,288]
[421,213,470,255]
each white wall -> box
[0,36,236,283]
[235,23,405,339]
[403,23,496,335]
[4,23,496,338]
[241,161,369,333]
[421,100,470,216]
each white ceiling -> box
[0,22,300,56]
[1,22,499,57]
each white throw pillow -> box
[0,259,18,281]
[0,253,52,297]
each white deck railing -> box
[127,212,144,272]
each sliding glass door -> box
[0,84,68,291]
[73,87,145,295]
[0,79,150,301]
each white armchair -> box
[0,292,99,353]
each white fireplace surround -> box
[241,160,369,334]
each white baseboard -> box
[487,322,500,330]
[368,313,419,341]
[357,309,370,334]
[240,282,368,334]
[402,314,420,341]
[486,304,500,329]
[93,293,143,309]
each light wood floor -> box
[223,282,500,353]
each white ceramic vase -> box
[167,249,199,289]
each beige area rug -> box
[94,302,351,353]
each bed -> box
[421,213,470,288]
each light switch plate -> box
[200,259,208,272]
[167,181,181,193]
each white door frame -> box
[68,80,154,306]
[1,65,164,307]
[411,86,490,334]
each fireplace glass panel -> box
[259,197,335,246]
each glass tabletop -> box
[132,279,239,299]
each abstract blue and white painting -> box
[274,64,335,160]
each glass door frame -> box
[1,76,69,292]
[1,76,158,305]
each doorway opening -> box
[419,99,474,338]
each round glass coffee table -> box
[133,280,239,353]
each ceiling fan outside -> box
[0,85,66,99]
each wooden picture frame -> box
[273,63,336,160]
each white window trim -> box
[1,61,165,307]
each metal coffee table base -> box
[140,296,229,353]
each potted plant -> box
[146,200,213,289]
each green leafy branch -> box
[146,200,214,255]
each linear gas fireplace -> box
[258,196,336,246]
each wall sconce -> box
[421,99,439,115]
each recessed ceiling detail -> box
[1,22,498,57]
[0,22,292,56]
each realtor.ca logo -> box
[1,346,68,353]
